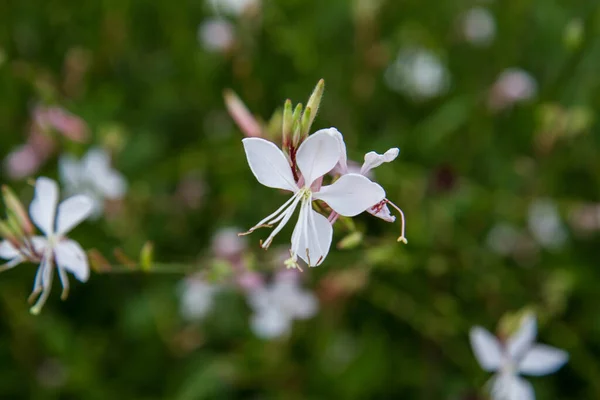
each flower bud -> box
[304,79,325,135]
[139,241,154,272]
[291,103,303,147]
[282,99,293,150]
[2,185,34,235]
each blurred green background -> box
[1,0,600,398]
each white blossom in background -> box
[461,7,496,46]
[470,314,568,400]
[208,0,259,17]
[212,227,247,260]
[179,277,219,321]
[0,177,93,314]
[385,47,450,100]
[198,19,235,52]
[528,199,567,250]
[486,223,522,256]
[247,272,318,339]
[59,148,127,218]
[488,68,537,111]
[241,128,385,268]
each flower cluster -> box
[237,80,407,269]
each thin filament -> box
[386,199,408,244]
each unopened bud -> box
[223,89,262,138]
[291,103,304,147]
[88,249,112,273]
[2,186,34,235]
[266,108,283,143]
[282,99,293,150]
[139,241,154,272]
[300,106,312,141]
[304,79,325,135]
[337,231,363,249]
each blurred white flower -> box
[488,68,537,111]
[385,48,450,100]
[486,223,521,256]
[247,272,318,339]
[179,278,218,321]
[528,199,567,250]
[59,148,127,218]
[198,19,235,52]
[208,0,258,17]
[212,227,247,260]
[461,7,496,46]
[0,177,93,314]
[470,314,568,400]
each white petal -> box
[56,195,94,236]
[30,236,49,254]
[328,128,348,174]
[29,177,59,236]
[96,171,127,199]
[54,239,89,282]
[469,327,503,372]
[367,203,396,222]
[507,314,537,360]
[291,203,332,267]
[83,148,111,174]
[491,374,535,400]
[314,173,385,217]
[58,155,82,189]
[360,148,400,175]
[296,128,341,186]
[250,309,291,339]
[242,138,297,192]
[518,344,568,376]
[0,240,21,260]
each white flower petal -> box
[469,326,503,372]
[314,173,385,217]
[296,128,341,186]
[54,239,89,282]
[491,374,535,400]
[518,344,568,376]
[29,177,59,236]
[291,203,332,267]
[83,148,111,175]
[507,314,537,360]
[242,138,298,192]
[96,171,127,199]
[0,240,21,260]
[328,128,348,174]
[250,309,291,339]
[58,155,82,189]
[360,148,400,175]
[56,195,94,236]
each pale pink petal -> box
[56,195,93,236]
[360,148,399,175]
[469,327,503,372]
[54,239,89,282]
[29,177,59,236]
[314,173,385,217]
[507,314,537,360]
[58,154,82,188]
[518,344,568,376]
[296,128,341,187]
[242,138,297,192]
[291,204,332,267]
[367,203,396,222]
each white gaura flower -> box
[59,148,127,218]
[247,273,317,339]
[470,314,569,400]
[241,128,385,268]
[330,131,407,243]
[0,177,93,314]
[179,277,219,321]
